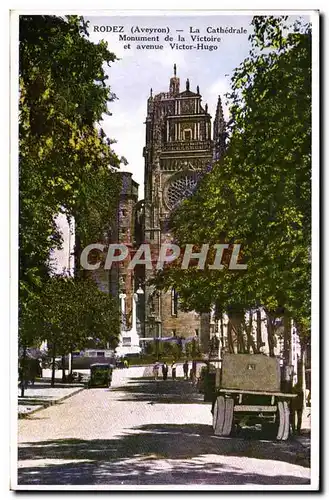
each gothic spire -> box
[169,65,180,95]
[214,95,225,135]
[213,95,226,160]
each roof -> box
[90,363,114,368]
[179,90,198,98]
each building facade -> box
[108,172,144,355]
[141,66,226,349]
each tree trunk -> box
[298,345,307,410]
[244,312,258,354]
[74,232,82,278]
[61,355,66,382]
[283,313,291,366]
[69,351,73,375]
[237,325,246,353]
[229,313,247,353]
[227,321,234,353]
[20,345,27,398]
[256,309,262,352]
[51,342,56,387]
[265,311,275,357]
[220,315,225,351]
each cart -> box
[211,353,296,441]
[87,363,114,388]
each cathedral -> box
[130,65,227,352]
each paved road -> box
[17,368,310,487]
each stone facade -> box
[109,172,140,332]
[140,66,226,350]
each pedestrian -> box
[291,381,304,435]
[171,361,176,380]
[28,360,37,386]
[37,358,42,378]
[183,360,189,380]
[162,362,168,381]
[153,361,159,380]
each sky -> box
[85,14,306,199]
[86,14,255,198]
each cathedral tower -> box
[142,66,226,349]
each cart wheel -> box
[213,396,225,435]
[213,396,234,437]
[276,401,290,441]
[222,398,234,436]
[263,402,290,440]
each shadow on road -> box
[111,379,205,404]
[18,422,310,486]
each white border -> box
[7,5,320,493]
[310,10,320,492]
[9,10,19,493]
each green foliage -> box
[185,339,202,360]
[19,15,123,349]
[153,16,311,342]
[24,276,120,355]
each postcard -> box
[11,9,319,490]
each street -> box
[17,367,310,486]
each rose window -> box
[165,172,199,210]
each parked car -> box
[87,363,115,388]
[62,350,116,369]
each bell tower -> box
[142,67,226,348]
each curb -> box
[18,386,85,419]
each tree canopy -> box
[19,15,123,349]
[153,16,311,345]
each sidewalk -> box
[18,381,85,418]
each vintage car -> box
[87,363,115,388]
[62,350,116,370]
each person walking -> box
[183,360,189,380]
[291,381,304,435]
[162,362,168,381]
[153,361,159,380]
[171,361,176,380]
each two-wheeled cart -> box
[212,354,296,441]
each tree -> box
[27,276,120,386]
[19,15,123,348]
[153,16,311,352]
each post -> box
[68,352,72,375]
[19,345,27,398]
[156,337,159,361]
[132,293,137,333]
[61,355,66,382]
[51,342,56,387]
[119,293,127,330]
